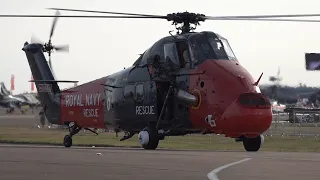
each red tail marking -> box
[10,74,15,91]
[31,75,35,91]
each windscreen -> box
[188,33,237,64]
[219,38,237,61]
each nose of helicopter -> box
[220,94,273,138]
[189,59,272,137]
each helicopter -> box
[2,8,320,151]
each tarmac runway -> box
[1,112,320,179]
[0,144,320,180]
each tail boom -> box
[22,42,61,124]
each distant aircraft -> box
[270,99,286,113]
[0,82,40,113]
[0,82,11,95]
[0,94,25,114]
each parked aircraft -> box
[0,82,40,113]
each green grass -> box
[1,126,320,152]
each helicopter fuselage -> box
[57,31,272,138]
[23,30,272,150]
[10,7,320,151]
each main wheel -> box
[243,134,264,152]
[138,126,159,150]
[63,135,73,148]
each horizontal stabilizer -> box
[29,80,79,83]
[100,84,122,88]
[62,90,78,93]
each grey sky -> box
[1,0,320,93]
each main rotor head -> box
[166,12,206,34]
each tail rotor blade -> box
[49,10,61,41]
[30,34,44,45]
[48,54,56,79]
[54,44,69,52]
[48,53,53,70]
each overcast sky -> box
[1,0,320,94]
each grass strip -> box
[0,127,320,152]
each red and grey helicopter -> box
[2,8,320,151]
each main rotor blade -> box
[48,8,161,17]
[0,15,166,19]
[50,11,60,41]
[50,9,320,19]
[205,17,320,22]
[206,14,320,19]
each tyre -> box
[63,135,72,148]
[243,134,264,152]
[138,126,159,150]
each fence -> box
[265,113,320,137]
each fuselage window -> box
[135,83,144,101]
[124,84,135,99]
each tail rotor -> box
[30,10,69,78]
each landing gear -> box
[63,123,82,148]
[63,135,72,147]
[138,126,160,150]
[242,134,264,152]
[120,82,173,150]
[136,82,173,150]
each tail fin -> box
[0,82,10,95]
[22,42,61,124]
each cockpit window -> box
[189,35,216,61]
[207,37,229,60]
[219,38,237,60]
[188,33,237,63]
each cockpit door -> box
[176,41,191,68]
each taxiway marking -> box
[207,158,252,180]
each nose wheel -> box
[242,134,264,152]
[138,126,160,150]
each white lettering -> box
[83,108,99,118]
[65,93,101,107]
[85,94,92,106]
[136,106,155,115]
[38,84,52,92]
[65,95,70,107]
[77,94,83,106]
